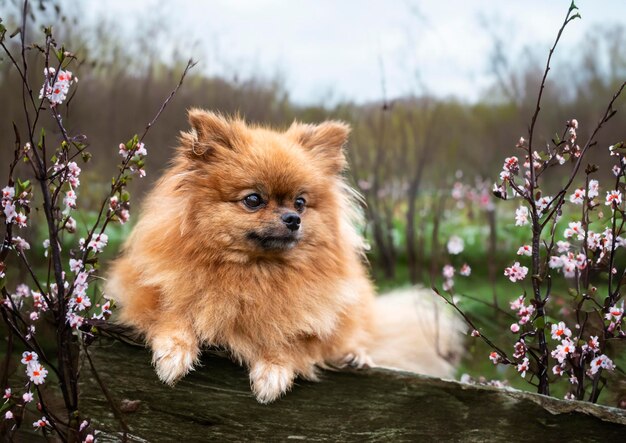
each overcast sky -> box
[85,0,625,105]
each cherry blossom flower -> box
[22,392,33,403]
[587,179,599,199]
[14,212,27,228]
[65,216,77,233]
[3,202,17,223]
[26,363,48,385]
[84,434,95,443]
[3,388,11,400]
[605,190,622,207]
[515,206,529,226]
[513,340,526,359]
[535,196,552,216]
[551,338,575,364]
[605,303,623,322]
[510,323,520,333]
[563,221,584,240]
[503,156,519,174]
[517,245,532,256]
[569,188,585,204]
[552,365,564,376]
[109,195,119,210]
[442,265,455,279]
[39,67,77,106]
[69,294,91,311]
[551,321,572,340]
[470,330,480,337]
[459,264,471,276]
[504,262,528,282]
[80,233,109,253]
[67,312,84,329]
[549,256,563,269]
[517,357,530,378]
[64,189,77,209]
[21,351,38,365]
[489,352,500,364]
[69,258,83,274]
[118,208,130,224]
[33,416,50,430]
[509,295,525,311]
[582,336,600,355]
[11,236,30,252]
[447,236,464,255]
[589,355,615,375]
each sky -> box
[84,0,626,105]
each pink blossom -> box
[26,362,48,385]
[535,196,552,215]
[551,338,575,364]
[589,354,615,375]
[563,221,584,240]
[67,312,85,329]
[489,352,500,364]
[80,233,109,253]
[3,388,11,399]
[470,330,480,337]
[3,202,17,223]
[5,411,13,420]
[69,258,83,274]
[33,416,50,430]
[549,256,563,269]
[39,67,77,105]
[517,357,530,378]
[504,262,528,282]
[569,188,585,204]
[605,302,623,321]
[21,351,38,365]
[69,294,91,311]
[605,190,622,207]
[14,212,27,228]
[64,189,77,209]
[442,265,455,279]
[510,323,520,333]
[588,179,600,199]
[447,236,464,255]
[517,245,532,256]
[442,279,454,292]
[11,236,30,252]
[84,435,95,443]
[552,365,564,376]
[459,263,471,277]
[22,392,33,403]
[515,206,529,226]
[551,322,572,340]
[513,340,526,359]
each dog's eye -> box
[243,193,264,209]
[294,197,306,212]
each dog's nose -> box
[281,212,301,231]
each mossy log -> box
[80,340,625,442]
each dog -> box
[106,109,463,403]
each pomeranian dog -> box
[106,109,463,404]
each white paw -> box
[249,362,294,404]
[342,350,374,369]
[151,335,198,385]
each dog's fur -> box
[106,110,463,403]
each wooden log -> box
[80,340,626,442]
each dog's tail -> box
[368,286,466,378]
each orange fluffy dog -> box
[106,110,462,403]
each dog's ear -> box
[287,121,350,174]
[182,109,247,158]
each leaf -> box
[533,316,546,330]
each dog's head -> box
[176,109,352,262]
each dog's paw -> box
[151,335,199,385]
[249,361,294,404]
[341,350,374,369]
